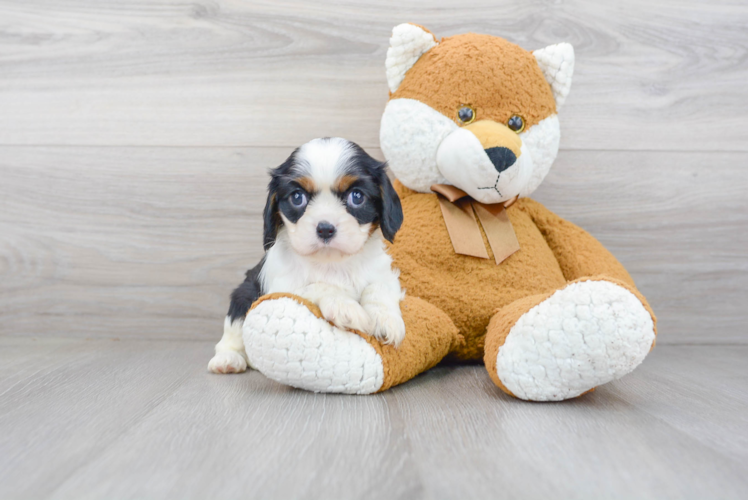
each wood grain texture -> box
[0,146,279,340]
[0,0,746,150]
[0,338,746,499]
[0,338,207,499]
[1,146,745,343]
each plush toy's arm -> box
[519,198,635,287]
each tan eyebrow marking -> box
[334,174,359,193]
[296,176,317,192]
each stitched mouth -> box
[478,173,502,197]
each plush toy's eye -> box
[289,190,307,208]
[347,189,366,208]
[457,106,475,124]
[507,115,525,133]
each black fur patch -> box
[263,150,317,250]
[227,257,265,322]
[335,143,403,242]
[277,188,312,224]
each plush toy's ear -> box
[533,43,575,110]
[385,23,438,93]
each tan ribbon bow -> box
[431,184,520,265]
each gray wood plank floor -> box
[0,339,746,500]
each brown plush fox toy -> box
[238,24,657,401]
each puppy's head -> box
[263,138,403,258]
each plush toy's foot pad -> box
[243,297,384,394]
[496,280,655,401]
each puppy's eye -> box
[289,190,307,208]
[347,189,365,208]
[507,115,525,133]
[457,106,475,124]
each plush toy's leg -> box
[243,293,460,394]
[483,278,656,401]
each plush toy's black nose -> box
[485,147,517,173]
[316,221,336,241]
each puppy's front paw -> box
[320,296,373,334]
[365,305,406,347]
[208,351,248,374]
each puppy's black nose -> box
[316,221,336,241]
[485,147,517,173]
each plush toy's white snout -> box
[436,121,535,204]
[380,99,563,203]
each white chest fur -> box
[260,229,398,300]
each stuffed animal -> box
[241,24,657,401]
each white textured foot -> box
[208,350,248,374]
[243,298,384,394]
[496,280,655,401]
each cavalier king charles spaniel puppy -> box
[209,137,405,374]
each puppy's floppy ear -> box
[377,164,403,243]
[262,152,297,251]
[262,188,280,251]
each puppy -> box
[208,137,406,374]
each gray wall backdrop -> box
[1,0,746,344]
